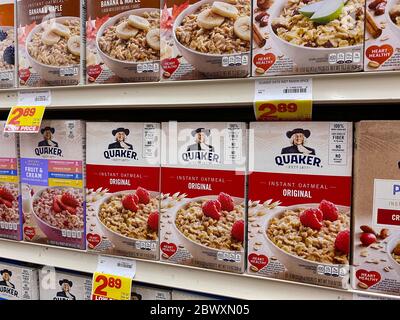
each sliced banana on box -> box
[211,1,238,19]
[116,21,139,40]
[233,16,250,41]
[67,35,81,56]
[146,28,160,51]
[50,22,71,38]
[160,40,173,59]
[197,8,225,29]
[128,14,150,31]
[41,29,61,45]
[86,50,96,66]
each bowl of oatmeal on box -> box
[96,188,159,251]
[387,0,400,41]
[26,16,81,83]
[387,233,400,275]
[173,0,250,77]
[264,201,350,275]
[171,193,245,263]
[31,187,84,244]
[96,8,160,82]
[0,184,19,224]
[0,26,15,72]
[268,0,364,67]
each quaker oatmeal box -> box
[252,0,365,76]
[160,122,247,273]
[352,121,400,296]
[86,0,160,84]
[0,123,21,241]
[160,0,250,80]
[17,0,83,87]
[86,122,160,260]
[247,122,353,289]
[0,260,39,300]
[19,120,86,250]
[0,1,16,88]
[39,266,92,300]
[364,0,400,71]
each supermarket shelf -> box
[0,71,399,110]
[0,239,398,300]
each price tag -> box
[4,106,46,133]
[91,255,136,300]
[92,272,132,300]
[18,90,52,106]
[254,78,313,121]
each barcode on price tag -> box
[254,78,312,121]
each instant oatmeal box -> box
[0,260,39,300]
[19,120,86,250]
[160,122,247,273]
[364,0,400,71]
[0,0,16,88]
[39,266,92,300]
[0,122,22,241]
[16,0,83,87]
[247,122,353,289]
[160,0,250,80]
[352,121,400,296]
[86,122,160,260]
[86,0,160,84]
[252,0,365,76]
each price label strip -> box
[4,90,51,133]
[254,78,313,121]
[91,255,136,300]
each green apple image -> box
[310,0,344,24]
[299,1,324,17]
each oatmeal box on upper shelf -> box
[160,0,250,80]
[0,122,21,241]
[160,122,247,273]
[85,0,160,84]
[19,120,86,250]
[86,122,161,260]
[364,0,400,71]
[247,122,353,289]
[0,0,16,88]
[252,0,365,76]
[16,0,83,87]
[352,121,400,296]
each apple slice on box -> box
[310,0,344,24]
[299,1,324,17]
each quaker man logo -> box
[182,128,220,163]
[0,269,18,298]
[104,127,138,160]
[275,128,322,167]
[35,126,63,157]
[53,279,76,300]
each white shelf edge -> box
[0,71,399,109]
[0,239,399,300]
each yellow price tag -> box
[254,100,312,121]
[91,272,132,300]
[4,106,46,133]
